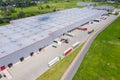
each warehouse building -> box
[0,8,107,68]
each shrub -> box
[66,0,71,2]
[3,18,9,23]
[38,5,43,10]
[46,5,50,9]
[53,8,56,12]
[17,11,25,18]
[114,12,119,15]
[9,7,16,13]
[0,18,4,24]
[0,18,10,24]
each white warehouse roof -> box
[94,6,114,12]
[0,8,106,58]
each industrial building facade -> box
[0,8,106,68]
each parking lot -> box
[1,14,119,80]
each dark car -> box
[52,45,57,48]
[88,29,94,34]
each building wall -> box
[0,36,53,67]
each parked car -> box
[88,29,94,34]
[93,20,99,22]
[53,40,58,43]
[52,45,57,48]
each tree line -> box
[0,0,38,7]
[0,0,120,7]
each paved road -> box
[60,14,120,80]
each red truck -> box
[77,27,87,31]
[64,48,73,56]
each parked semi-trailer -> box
[77,27,87,31]
[48,56,61,67]
[93,19,100,22]
[72,42,80,49]
[64,48,73,56]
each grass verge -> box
[73,17,120,80]
[36,44,83,80]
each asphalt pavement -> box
[60,14,120,80]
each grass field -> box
[36,44,83,80]
[73,16,120,80]
[10,2,120,17]
[1,1,85,17]
[0,0,119,26]
[13,1,84,15]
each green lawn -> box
[3,1,85,16]
[0,0,119,25]
[36,44,83,80]
[14,1,84,14]
[73,17,120,80]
